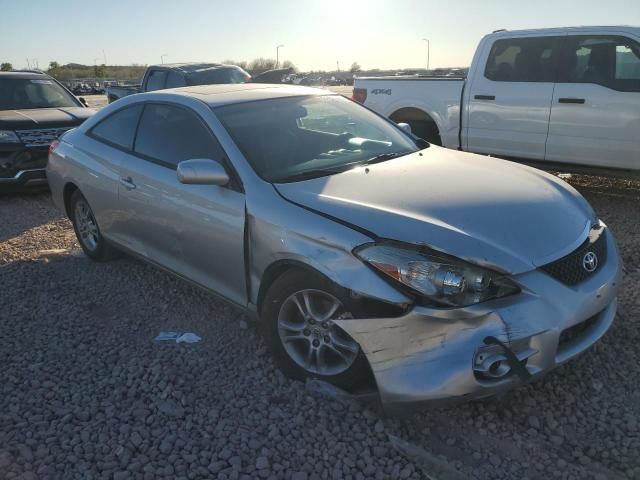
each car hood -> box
[275,147,595,274]
[0,107,94,130]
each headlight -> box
[355,243,520,307]
[0,130,21,143]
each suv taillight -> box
[49,140,60,154]
[352,88,367,104]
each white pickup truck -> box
[353,26,640,171]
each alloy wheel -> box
[74,199,99,252]
[277,289,360,376]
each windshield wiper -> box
[362,151,412,165]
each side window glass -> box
[564,36,640,91]
[165,71,186,89]
[134,104,225,168]
[90,105,142,150]
[146,71,167,91]
[485,37,558,82]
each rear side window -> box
[165,71,186,88]
[134,104,225,168]
[560,36,640,92]
[485,37,559,82]
[90,105,143,150]
[145,70,167,91]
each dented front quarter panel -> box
[335,229,622,410]
[245,182,412,311]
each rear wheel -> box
[261,270,372,390]
[69,190,117,261]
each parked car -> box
[48,84,621,411]
[106,63,252,103]
[0,71,94,190]
[353,26,640,171]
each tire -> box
[69,190,118,261]
[260,269,373,390]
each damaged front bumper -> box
[334,228,622,412]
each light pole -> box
[422,38,430,71]
[102,49,107,66]
[276,44,284,68]
[161,53,168,64]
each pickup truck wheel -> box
[69,190,118,261]
[261,270,372,390]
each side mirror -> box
[397,122,412,134]
[177,159,229,186]
[79,97,89,107]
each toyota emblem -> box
[582,251,598,272]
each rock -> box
[156,399,185,418]
[256,456,269,470]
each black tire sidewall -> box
[260,269,372,390]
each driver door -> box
[117,102,247,306]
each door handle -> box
[558,98,585,104]
[119,176,136,190]
[474,94,495,100]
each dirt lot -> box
[1,174,639,480]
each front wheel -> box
[261,270,372,390]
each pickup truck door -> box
[546,33,640,170]
[465,35,562,160]
[117,102,247,306]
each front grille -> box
[541,227,607,285]
[15,127,71,147]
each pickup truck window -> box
[146,70,167,91]
[165,71,186,89]
[90,105,143,151]
[561,36,640,92]
[134,103,226,169]
[484,37,559,82]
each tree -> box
[94,63,106,78]
[49,61,60,70]
[1,62,12,71]
[247,58,277,75]
[349,62,361,73]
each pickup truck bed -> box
[354,76,465,147]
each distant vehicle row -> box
[354,26,640,171]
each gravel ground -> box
[1,174,639,480]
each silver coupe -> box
[47,84,622,411]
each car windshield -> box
[186,67,250,86]
[0,77,79,109]
[215,95,420,182]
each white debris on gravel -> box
[1,177,639,479]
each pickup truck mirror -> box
[79,97,89,107]
[177,159,229,186]
[397,122,412,134]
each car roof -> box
[147,63,238,73]
[160,83,333,107]
[0,71,51,79]
[489,25,640,37]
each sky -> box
[1,0,638,72]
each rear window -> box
[485,37,559,82]
[186,67,250,86]
[145,70,167,91]
[90,105,143,150]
